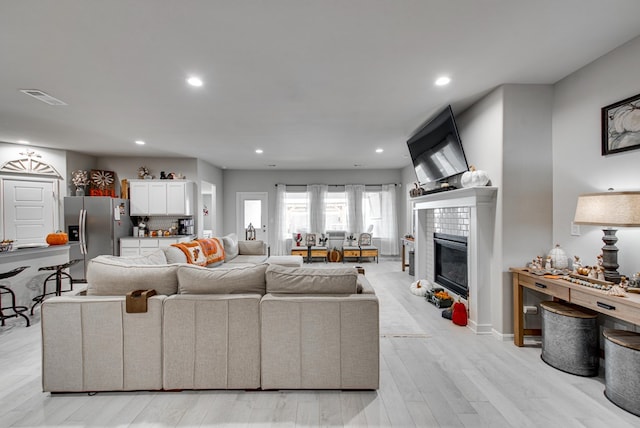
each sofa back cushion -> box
[265,265,358,294]
[222,233,239,261]
[99,249,167,265]
[177,263,268,295]
[238,240,265,255]
[86,256,179,296]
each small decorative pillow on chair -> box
[358,233,372,246]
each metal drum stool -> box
[30,259,81,314]
[540,301,599,376]
[0,266,31,327]
[603,329,640,416]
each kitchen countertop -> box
[0,243,69,260]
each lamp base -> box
[602,228,621,284]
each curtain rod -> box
[275,183,398,187]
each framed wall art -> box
[602,92,640,155]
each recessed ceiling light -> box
[376,148,384,153]
[17,140,30,145]
[186,76,203,87]
[435,76,451,86]
[255,149,263,154]
[135,140,145,145]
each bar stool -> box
[0,266,31,327]
[30,259,81,315]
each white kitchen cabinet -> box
[129,181,150,215]
[129,180,194,216]
[120,236,193,256]
[148,182,167,215]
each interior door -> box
[237,192,268,243]
[2,179,55,244]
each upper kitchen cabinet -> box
[129,179,194,216]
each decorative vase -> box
[548,244,569,269]
[76,186,85,196]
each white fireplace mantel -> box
[412,187,498,334]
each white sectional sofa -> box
[40,244,379,392]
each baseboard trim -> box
[491,329,514,341]
[467,320,493,335]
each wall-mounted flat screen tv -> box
[407,105,469,185]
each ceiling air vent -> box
[19,89,67,105]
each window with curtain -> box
[283,190,309,237]
[275,183,398,256]
[325,191,347,231]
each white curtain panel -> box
[345,184,365,235]
[308,184,328,234]
[380,184,399,255]
[273,183,288,255]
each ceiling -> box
[2,1,640,170]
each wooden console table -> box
[511,268,640,347]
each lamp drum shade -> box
[573,192,640,227]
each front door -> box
[2,179,56,243]
[236,192,268,243]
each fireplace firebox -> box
[434,233,468,298]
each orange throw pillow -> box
[196,237,226,265]
[171,241,207,266]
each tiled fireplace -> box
[413,187,497,334]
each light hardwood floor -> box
[1,260,638,427]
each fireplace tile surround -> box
[412,187,498,334]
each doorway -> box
[2,178,57,244]
[201,181,216,238]
[236,192,268,243]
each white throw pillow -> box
[222,233,239,260]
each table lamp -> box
[573,191,640,283]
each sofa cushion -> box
[164,246,188,264]
[197,237,225,265]
[86,256,179,296]
[177,263,268,295]
[222,233,239,261]
[238,240,265,255]
[226,255,268,265]
[102,249,167,265]
[171,241,207,266]
[265,265,358,294]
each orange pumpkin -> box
[46,231,68,245]
[328,248,342,262]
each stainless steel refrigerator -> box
[64,197,132,282]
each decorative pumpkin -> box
[46,231,68,245]
[328,247,342,262]
[409,279,429,296]
[460,165,490,188]
[452,300,468,326]
[548,244,569,269]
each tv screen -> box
[407,105,469,185]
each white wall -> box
[223,169,403,245]
[553,35,640,277]
[453,84,553,335]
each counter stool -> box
[540,301,599,376]
[30,259,81,315]
[0,266,31,327]
[603,329,640,416]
